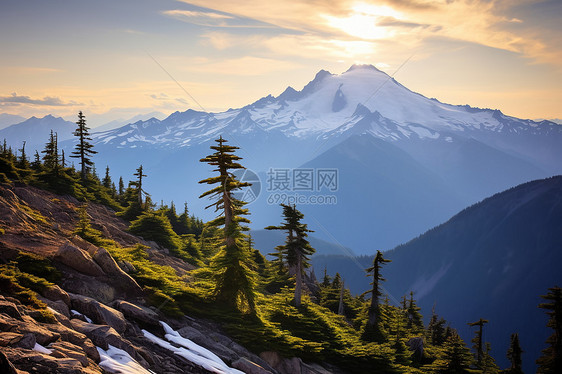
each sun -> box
[323,3,402,40]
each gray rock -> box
[69,293,127,334]
[0,300,22,319]
[49,341,90,367]
[232,357,274,374]
[112,300,159,326]
[15,333,35,350]
[42,284,71,306]
[92,247,142,293]
[54,242,105,276]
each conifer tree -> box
[31,151,42,171]
[468,318,489,368]
[70,111,97,179]
[102,166,112,189]
[199,136,257,313]
[506,333,523,374]
[537,286,562,373]
[266,204,315,307]
[132,165,149,206]
[118,176,124,197]
[431,331,474,374]
[428,305,447,346]
[17,141,29,169]
[407,291,424,333]
[338,278,345,316]
[362,250,391,342]
[42,130,59,171]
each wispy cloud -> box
[162,8,276,28]
[0,93,81,106]
[180,0,561,66]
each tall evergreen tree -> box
[266,204,315,307]
[132,165,149,206]
[118,176,124,197]
[17,141,29,169]
[42,130,59,171]
[537,286,562,373]
[468,318,489,368]
[506,333,523,374]
[198,136,257,313]
[362,250,391,342]
[70,111,97,179]
[102,165,112,189]
[407,291,424,333]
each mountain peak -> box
[345,64,382,73]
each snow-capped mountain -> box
[92,64,560,148]
[29,66,562,252]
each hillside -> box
[313,175,562,372]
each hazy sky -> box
[1,0,560,126]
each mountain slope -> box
[383,176,562,372]
[0,115,75,154]
[313,176,562,371]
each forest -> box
[1,111,560,374]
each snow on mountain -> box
[90,64,560,149]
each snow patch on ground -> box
[71,309,93,323]
[33,343,52,354]
[97,345,154,374]
[142,322,244,374]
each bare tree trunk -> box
[338,279,345,315]
[295,252,302,307]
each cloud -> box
[180,0,561,67]
[162,8,276,28]
[0,93,81,106]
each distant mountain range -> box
[1,65,560,253]
[313,175,562,372]
[0,113,26,130]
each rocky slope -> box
[0,183,339,374]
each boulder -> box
[69,235,99,256]
[0,332,23,347]
[232,357,274,374]
[112,300,159,326]
[0,300,22,319]
[54,243,105,276]
[48,341,90,367]
[92,247,142,293]
[70,319,137,360]
[42,285,71,306]
[69,293,127,334]
[14,333,36,350]
[46,323,99,362]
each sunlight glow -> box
[324,2,403,40]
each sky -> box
[0,0,561,127]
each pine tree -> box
[102,166,112,189]
[362,250,391,342]
[407,291,424,333]
[42,130,59,171]
[431,331,474,374]
[537,286,562,374]
[468,318,489,368]
[31,151,42,171]
[118,176,124,197]
[17,141,29,169]
[198,136,257,313]
[70,111,97,179]
[265,204,315,307]
[132,165,149,206]
[506,333,523,374]
[427,305,447,346]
